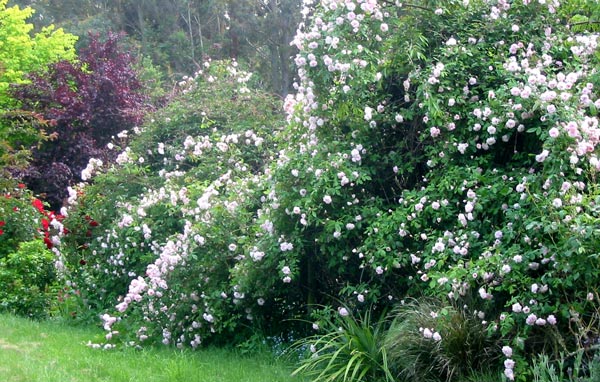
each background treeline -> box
[8,0,301,96]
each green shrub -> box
[0,240,58,318]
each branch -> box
[380,0,435,12]
[571,20,600,26]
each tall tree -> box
[0,0,77,188]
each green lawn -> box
[0,314,302,382]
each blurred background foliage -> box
[8,0,301,97]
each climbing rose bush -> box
[55,0,600,379]
[261,0,600,379]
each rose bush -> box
[57,60,287,345]
[0,183,65,318]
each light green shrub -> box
[0,240,57,318]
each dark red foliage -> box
[11,32,148,210]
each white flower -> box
[446,37,456,46]
[280,242,294,251]
[535,149,550,163]
[526,314,537,325]
[338,307,349,317]
[479,287,492,300]
[323,195,332,204]
[364,106,373,121]
[512,303,523,313]
[423,328,433,338]
[502,346,513,357]
[535,318,547,326]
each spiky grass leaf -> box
[291,307,393,382]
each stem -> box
[571,20,600,26]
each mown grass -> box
[0,314,302,382]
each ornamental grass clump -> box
[383,298,499,382]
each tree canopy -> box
[0,0,77,107]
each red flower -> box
[41,218,50,231]
[32,198,45,214]
[18,183,25,189]
[43,236,53,249]
[0,221,5,227]
[0,229,4,235]
[89,220,99,227]
[79,259,87,266]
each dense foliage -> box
[2,0,600,381]
[11,32,148,209]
